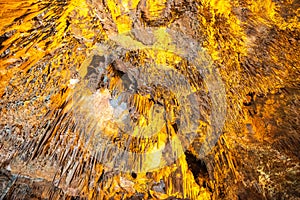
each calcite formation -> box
[0,0,299,199]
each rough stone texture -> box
[0,0,299,199]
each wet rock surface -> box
[0,0,299,199]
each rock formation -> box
[0,0,299,199]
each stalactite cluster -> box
[0,0,299,199]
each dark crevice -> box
[184,150,209,185]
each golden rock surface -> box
[0,0,299,199]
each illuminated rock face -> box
[0,0,299,199]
